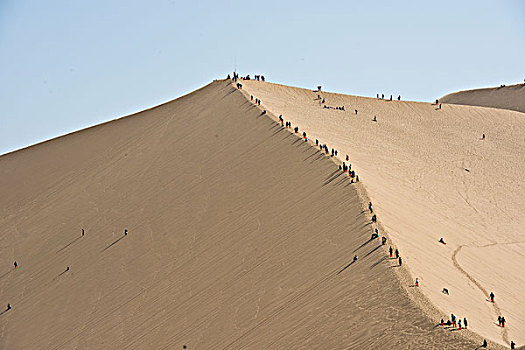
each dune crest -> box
[441,83,525,113]
[240,79,525,347]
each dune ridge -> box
[0,80,485,349]
[440,83,525,114]
[240,79,525,348]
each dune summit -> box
[440,83,525,114]
[0,81,481,349]
[239,79,525,348]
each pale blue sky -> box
[1,0,524,155]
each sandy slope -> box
[241,80,525,347]
[441,83,525,114]
[0,81,478,349]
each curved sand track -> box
[0,81,479,349]
[240,80,525,347]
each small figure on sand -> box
[346,155,349,161]
[398,95,401,101]
[442,288,449,295]
[6,303,11,311]
[354,109,358,115]
[13,261,17,269]
[438,237,446,245]
[82,228,85,236]
[124,229,128,236]
[490,291,495,303]
[511,340,516,349]
[482,133,485,140]
[381,236,387,245]
[372,116,377,122]
[353,255,358,262]
[463,317,468,329]
[368,202,373,213]
[458,319,462,330]
[482,339,487,347]
[66,266,70,272]
[371,214,376,223]
[395,248,399,259]
[398,256,402,266]
[389,246,393,258]
[415,278,419,287]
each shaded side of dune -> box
[441,83,525,113]
[0,81,475,349]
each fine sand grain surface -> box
[441,83,525,114]
[0,81,482,349]
[241,80,525,348]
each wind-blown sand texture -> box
[240,80,525,348]
[441,83,525,114]
[0,81,481,349]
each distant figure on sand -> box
[6,303,11,311]
[82,228,85,236]
[395,248,399,259]
[482,133,486,140]
[443,288,449,295]
[353,255,358,262]
[482,339,487,347]
[498,315,502,326]
[389,246,393,257]
[389,95,392,101]
[124,229,128,236]
[398,95,401,101]
[354,109,358,115]
[439,237,446,245]
[13,261,17,269]
[66,266,70,272]
[463,317,468,329]
[372,116,377,122]
[368,202,373,213]
[511,340,515,349]
[490,292,495,303]
[398,256,402,266]
[371,214,377,223]
[381,236,387,245]
[346,155,349,161]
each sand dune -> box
[240,80,525,348]
[0,81,479,349]
[441,83,525,113]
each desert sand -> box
[0,81,482,349]
[240,80,525,348]
[441,83,525,114]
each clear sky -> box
[1,0,524,155]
